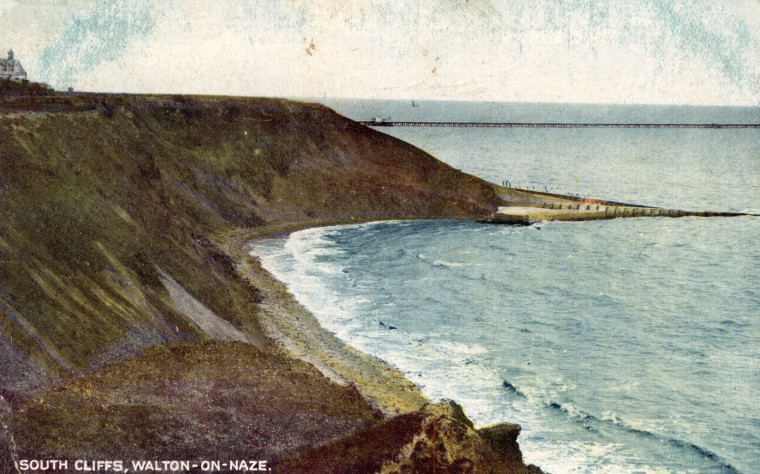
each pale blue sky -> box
[2,0,759,105]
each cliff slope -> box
[0,94,542,472]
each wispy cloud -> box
[36,0,156,89]
[16,0,760,105]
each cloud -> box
[22,0,760,105]
[35,0,156,89]
[1,1,96,63]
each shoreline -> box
[233,222,550,471]
[235,220,549,471]
[228,221,432,416]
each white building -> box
[0,50,27,80]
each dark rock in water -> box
[502,379,525,397]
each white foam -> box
[521,441,670,474]
[433,259,471,268]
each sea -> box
[252,100,760,473]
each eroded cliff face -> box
[0,95,499,391]
[0,94,537,472]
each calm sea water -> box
[253,102,760,473]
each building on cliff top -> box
[1,50,27,80]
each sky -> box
[1,0,759,105]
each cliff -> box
[0,93,541,472]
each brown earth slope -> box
[0,92,541,472]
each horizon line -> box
[359,121,760,129]
[308,97,760,109]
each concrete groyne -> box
[485,186,754,225]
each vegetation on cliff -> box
[0,92,543,471]
[0,78,55,98]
